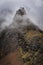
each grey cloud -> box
[0,0,43,30]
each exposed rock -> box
[16,7,26,16]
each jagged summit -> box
[16,7,26,16]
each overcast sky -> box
[0,0,43,30]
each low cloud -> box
[0,0,43,30]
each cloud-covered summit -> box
[0,0,43,30]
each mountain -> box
[0,7,43,65]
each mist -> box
[0,0,43,31]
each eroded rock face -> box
[0,7,43,65]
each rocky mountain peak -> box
[16,7,26,16]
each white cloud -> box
[35,0,43,7]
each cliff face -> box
[0,7,43,65]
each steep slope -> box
[0,7,43,65]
